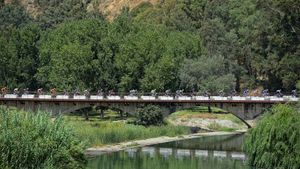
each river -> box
[87,133,251,169]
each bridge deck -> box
[0,95,298,104]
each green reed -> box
[0,106,86,169]
[68,119,190,146]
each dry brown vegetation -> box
[4,0,159,20]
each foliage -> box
[0,107,87,169]
[0,24,41,89]
[0,0,299,92]
[0,5,31,30]
[179,55,236,93]
[135,105,164,126]
[36,0,103,28]
[37,19,118,91]
[66,117,190,146]
[244,104,300,169]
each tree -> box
[36,0,102,28]
[244,104,300,169]
[179,55,236,93]
[135,105,164,126]
[0,24,42,90]
[37,19,118,91]
[0,33,17,88]
[0,5,32,30]
[116,22,204,92]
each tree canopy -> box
[0,0,299,94]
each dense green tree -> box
[36,0,102,28]
[244,104,300,169]
[0,0,299,93]
[0,24,40,90]
[37,19,118,91]
[135,105,164,126]
[179,55,236,93]
[132,0,194,31]
[12,24,41,89]
[0,33,17,89]
[0,5,31,31]
[116,22,204,92]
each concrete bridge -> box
[0,94,298,128]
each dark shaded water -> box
[87,134,251,169]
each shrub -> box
[135,105,164,126]
[244,104,300,169]
[0,106,87,169]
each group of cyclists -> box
[0,87,298,98]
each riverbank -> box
[86,131,246,155]
[166,106,249,131]
[66,106,250,149]
[65,114,191,147]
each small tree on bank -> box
[135,105,164,126]
[244,104,300,169]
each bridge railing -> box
[0,92,298,102]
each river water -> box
[87,134,251,169]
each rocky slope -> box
[3,0,159,20]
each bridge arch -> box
[1,96,287,129]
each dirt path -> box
[85,130,247,156]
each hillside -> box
[98,0,159,20]
[0,0,299,94]
[2,0,159,20]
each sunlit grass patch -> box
[64,114,190,147]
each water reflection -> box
[87,134,251,169]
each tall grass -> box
[67,119,190,146]
[244,104,300,169]
[0,106,86,169]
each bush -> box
[135,105,164,126]
[0,107,87,169]
[244,104,300,169]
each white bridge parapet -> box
[1,94,298,102]
[124,96,139,100]
[141,96,156,100]
[21,94,35,98]
[107,96,121,100]
[250,97,265,101]
[90,95,104,100]
[4,94,18,98]
[232,96,246,100]
[194,96,209,100]
[56,95,69,99]
[73,95,86,99]
[158,96,174,100]
[211,96,227,100]
[177,96,192,100]
[39,95,52,99]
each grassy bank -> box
[64,106,246,147]
[64,114,190,147]
[166,106,246,131]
